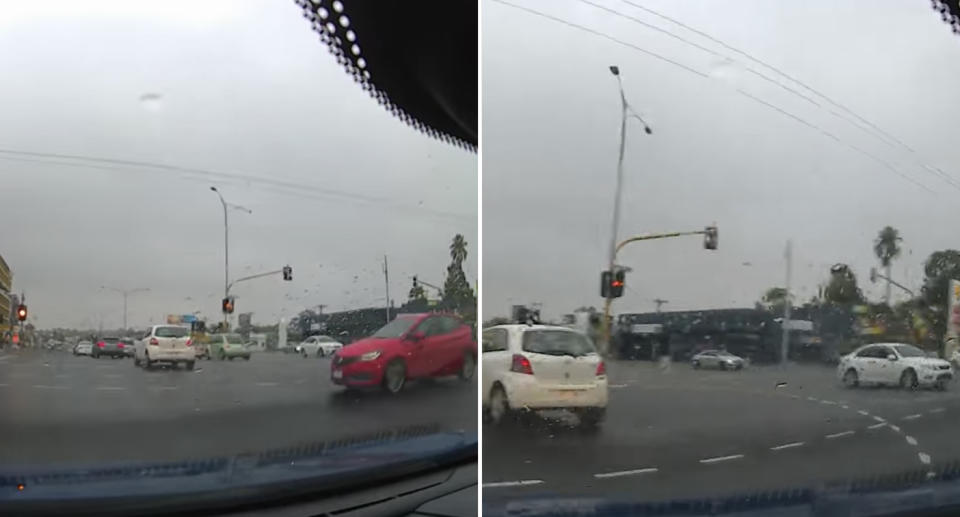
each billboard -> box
[946,280,960,359]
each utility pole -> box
[383,255,390,323]
[780,240,793,367]
[654,298,669,313]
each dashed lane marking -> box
[255,382,279,387]
[154,386,178,391]
[609,384,629,389]
[807,396,819,402]
[770,442,804,451]
[903,414,922,421]
[820,400,836,405]
[906,436,918,446]
[840,405,850,410]
[826,430,856,439]
[858,410,870,416]
[31,385,67,390]
[700,454,744,464]
[594,467,658,479]
[873,416,886,423]
[889,425,901,433]
[867,423,887,430]
[483,480,545,488]
[930,408,946,414]
[919,453,932,465]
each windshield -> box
[155,327,189,338]
[522,330,595,357]
[894,344,926,358]
[0,1,477,509]
[481,0,956,507]
[371,317,419,338]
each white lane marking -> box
[840,405,850,410]
[889,425,901,433]
[32,385,67,390]
[820,400,836,405]
[700,454,744,464]
[919,453,931,465]
[826,430,856,439]
[873,416,886,423]
[608,384,628,389]
[903,414,922,421]
[95,387,125,391]
[858,410,870,416]
[787,394,800,399]
[807,396,819,402]
[255,382,279,387]
[906,436,918,446]
[929,408,946,414]
[770,442,804,451]
[867,423,887,430]
[594,467,658,479]
[483,480,544,488]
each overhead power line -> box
[0,149,473,224]
[489,0,947,195]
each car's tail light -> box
[596,361,606,376]
[510,354,534,375]
[117,343,124,349]
[149,338,159,345]
[97,342,105,348]
[185,339,192,347]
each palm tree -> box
[450,234,468,265]
[873,226,903,305]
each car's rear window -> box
[101,337,120,343]
[155,327,189,338]
[521,330,596,357]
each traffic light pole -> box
[226,269,284,295]
[601,228,716,354]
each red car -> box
[331,313,477,393]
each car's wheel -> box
[219,350,226,361]
[383,359,407,394]
[843,368,858,388]
[459,353,476,381]
[577,407,607,428]
[143,353,153,370]
[692,360,700,369]
[488,384,511,425]
[316,349,324,358]
[133,355,141,367]
[900,369,919,390]
[243,355,250,361]
[935,377,950,391]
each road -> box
[483,360,960,502]
[0,349,476,466]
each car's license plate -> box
[332,369,343,380]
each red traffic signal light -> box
[222,298,234,314]
[16,304,27,321]
[600,270,625,298]
[704,225,718,250]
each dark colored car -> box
[92,336,127,359]
[331,313,477,393]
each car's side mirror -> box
[407,331,426,342]
[887,354,897,361]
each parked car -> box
[73,341,93,356]
[92,336,127,359]
[691,349,745,370]
[208,333,252,361]
[481,324,608,427]
[298,335,344,358]
[134,325,195,370]
[838,343,953,390]
[331,313,477,393]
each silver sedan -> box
[691,350,744,370]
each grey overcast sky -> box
[0,1,477,330]
[483,0,960,319]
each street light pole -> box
[602,66,652,355]
[100,286,149,331]
[210,187,251,329]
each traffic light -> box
[16,304,27,321]
[704,225,718,250]
[412,275,418,288]
[222,297,234,314]
[282,265,293,281]
[600,270,625,298]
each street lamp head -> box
[643,125,653,135]
[609,65,620,76]
[210,186,218,192]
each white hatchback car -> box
[298,335,344,358]
[134,325,195,370]
[838,343,953,391]
[482,324,608,426]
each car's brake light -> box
[149,338,159,345]
[185,339,192,347]
[97,342,104,348]
[510,354,534,375]
[117,343,124,349]
[596,361,606,376]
